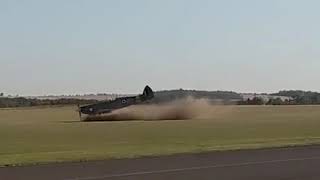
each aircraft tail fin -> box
[142,85,154,100]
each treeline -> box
[238,97,293,105]
[239,90,320,105]
[152,89,242,104]
[0,97,98,108]
[272,90,320,105]
[2,90,320,108]
[0,89,242,108]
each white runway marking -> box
[67,156,320,180]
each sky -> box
[1,0,320,95]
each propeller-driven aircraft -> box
[78,86,154,120]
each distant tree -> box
[266,98,284,105]
[251,97,265,105]
[0,93,3,97]
[238,97,265,105]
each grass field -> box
[1,105,320,166]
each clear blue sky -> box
[1,0,319,95]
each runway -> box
[1,145,320,180]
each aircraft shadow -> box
[60,116,191,123]
[61,119,189,123]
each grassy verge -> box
[1,105,320,166]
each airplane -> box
[78,86,154,120]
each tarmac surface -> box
[1,145,320,180]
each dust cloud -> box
[84,97,231,121]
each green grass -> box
[1,105,320,166]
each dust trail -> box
[83,98,231,121]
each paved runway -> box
[1,145,320,180]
